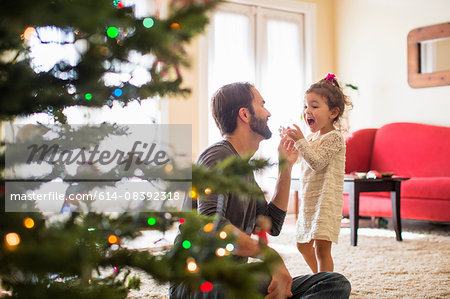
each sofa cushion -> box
[342,194,450,221]
[344,177,450,200]
[370,123,450,177]
[402,177,450,200]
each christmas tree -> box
[0,1,276,298]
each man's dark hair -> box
[211,82,255,135]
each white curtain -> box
[208,4,255,143]
[208,3,307,191]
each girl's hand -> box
[285,124,304,142]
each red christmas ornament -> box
[254,216,271,245]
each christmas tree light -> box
[219,231,227,239]
[5,233,21,247]
[187,260,197,272]
[23,27,36,40]
[189,189,197,198]
[108,234,119,244]
[182,240,191,249]
[148,217,156,225]
[215,248,226,257]
[200,282,213,292]
[113,88,123,97]
[226,243,234,251]
[24,217,35,229]
[203,222,214,232]
[143,18,155,28]
[107,26,119,38]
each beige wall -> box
[301,0,336,79]
[167,40,201,160]
[334,0,450,132]
[169,0,450,158]
[168,0,336,159]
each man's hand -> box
[278,135,299,167]
[265,261,293,299]
[271,134,298,211]
[230,225,293,299]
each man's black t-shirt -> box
[194,140,286,236]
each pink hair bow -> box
[326,73,336,82]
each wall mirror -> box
[407,22,450,88]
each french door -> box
[207,2,308,191]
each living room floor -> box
[338,216,450,237]
[126,215,449,253]
[127,215,449,298]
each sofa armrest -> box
[345,128,378,173]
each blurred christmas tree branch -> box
[0,0,283,297]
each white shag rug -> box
[127,217,450,299]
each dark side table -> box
[344,176,410,246]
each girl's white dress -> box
[294,130,346,244]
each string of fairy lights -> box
[177,189,237,294]
[181,220,236,293]
[4,189,236,294]
[19,0,183,104]
[0,0,235,292]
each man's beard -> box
[250,114,272,139]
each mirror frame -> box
[407,22,450,88]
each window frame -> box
[198,0,317,150]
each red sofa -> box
[343,122,450,222]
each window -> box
[14,0,164,125]
[202,0,316,191]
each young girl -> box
[284,73,352,273]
